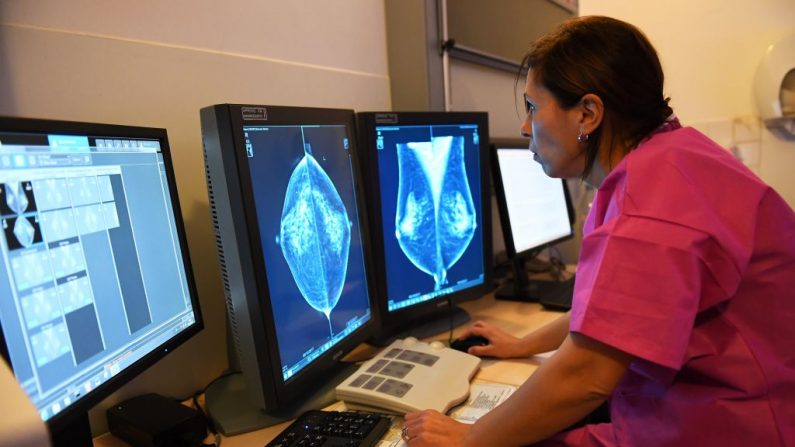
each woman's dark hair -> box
[519,16,673,179]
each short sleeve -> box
[570,214,734,374]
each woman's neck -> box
[585,141,629,188]
[583,160,604,188]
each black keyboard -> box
[536,277,574,311]
[266,410,391,447]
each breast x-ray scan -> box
[395,135,477,290]
[244,125,371,379]
[278,148,351,335]
[376,124,485,311]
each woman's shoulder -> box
[616,126,771,248]
[631,127,754,179]
[625,127,767,198]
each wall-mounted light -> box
[754,34,795,139]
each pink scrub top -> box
[544,120,795,446]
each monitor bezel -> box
[356,111,493,336]
[220,104,378,408]
[0,116,204,434]
[490,138,576,259]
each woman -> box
[402,15,795,446]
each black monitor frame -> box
[200,104,378,433]
[356,112,493,345]
[0,116,203,446]
[490,138,575,301]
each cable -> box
[190,391,221,447]
[447,295,455,346]
[177,370,241,447]
[548,246,573,282]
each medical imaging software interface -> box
[0,131,196,421]
[243,125,371,381]
[374,124,485,312]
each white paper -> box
[376,419,408,447]
[363,381,520,446]
[534,349,556,360]
[448,381,517,424]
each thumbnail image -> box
[30,323,71,367]
[3,215,43,250]
[278,151,351,336]
[20,287,61,330]
[31,178,70,211]
[0,181,38,216]
[10,248,53,291]
[395,135,477,290]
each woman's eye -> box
[523,96,535,114]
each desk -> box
[95,294,564,446]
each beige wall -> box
[0,0,390,435]
[579,0,795,207]
[449,1,795,263]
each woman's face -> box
[520,71,586,178]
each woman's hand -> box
[403,410,471,446]
[455,320,528,358]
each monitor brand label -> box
[241,107,267,121]
[374,113,398,124]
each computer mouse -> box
[449,335,489,352]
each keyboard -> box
[495,274,575,310]
[335,337,481,414]
[536,277,574,311]
[265,410,391,447]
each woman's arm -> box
[461,313,571,358]
[466,332,631,445]
[404,332,632,446]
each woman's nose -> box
[520,117,532,138]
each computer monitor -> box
[200,104,377,434]
[490,138,575,301]
[0,117,203,446]
[356,112,493,345]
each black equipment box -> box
[107,393,206,447]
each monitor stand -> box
[369,305,471,347]
[204,363,358,436]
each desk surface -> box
[94,294,564,446]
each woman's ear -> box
[579,93,604,134]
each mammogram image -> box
[278,152,351,335]
[395,136,476,290]
[13,216,36,247]
[5,182,31,215]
